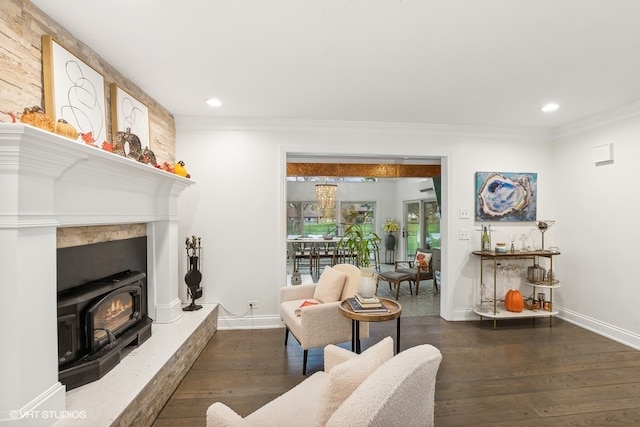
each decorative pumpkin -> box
[20,106,54,132]
[504,289,524,312]
[112,127,143,161]
[54,119,78,140]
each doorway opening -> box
[285,157,443,317]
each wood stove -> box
[56,237,152,390]
[57,270,152,390]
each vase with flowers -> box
[382,218,400,250]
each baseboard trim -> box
[217,314,283,330]
[4,382,66,426]
[557,307,640,351]
[450,308,480,321]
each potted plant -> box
[338,224,381,297]
[382,218,400,250]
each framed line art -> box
[475,171,537,222]
[110,84,150,150]
[42,35,107,144]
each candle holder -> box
[535,220,555,250]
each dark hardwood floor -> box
[154,316,640,426]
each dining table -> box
[287,235,342,275]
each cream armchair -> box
[280,263,369,374]
[206,337,443,427]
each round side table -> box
[339,297,402,354]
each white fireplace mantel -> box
[0,124,194,426]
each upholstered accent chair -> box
[394,247,438,294]
[431,248,441,293]
[280,263,369,374]
[206,337,443,427]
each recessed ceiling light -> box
[205,98,222,107]
[541,103,559,113]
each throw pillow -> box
[317,337,394,425]
[414,250,432,269]
[313,266,347,303]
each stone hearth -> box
[0,124,194,426]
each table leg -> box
[396,317,401,354]
[350,319,356,352]
[355,320,361,354]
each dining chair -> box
[292,242,315,275]
[315,240,337,272]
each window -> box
[340,202,375,235]
[286,201,376,236]
[287,202,336,236]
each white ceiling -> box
[31,0,640,131]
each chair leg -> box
[284,327,289,346]
[303,349,308,375]
[415,277,420,295]
[395,281,400,300]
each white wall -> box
[174,117,640,348]
[553,116,640,348]
[175,118,567,331]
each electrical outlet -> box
[459,208,471,219]
[248,300,258,310]
[459,229,471,240]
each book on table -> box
[355,293,381,307]
[347,297,388,313]
[354,294,382,308]
[295,300,319,316]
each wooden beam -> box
[286,163,441,178]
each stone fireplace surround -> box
[0,124,202,425]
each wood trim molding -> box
[287,163,441,177]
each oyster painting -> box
[475,172,537,221]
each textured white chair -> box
[280,263,369,374]
[206,337,443,427]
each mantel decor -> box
[42,35,107,144]
[110,84,151,151]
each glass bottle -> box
[481,226,491,252]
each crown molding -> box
[552,101,640,139]
[175,116,552,141]
[177,100,640,142]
